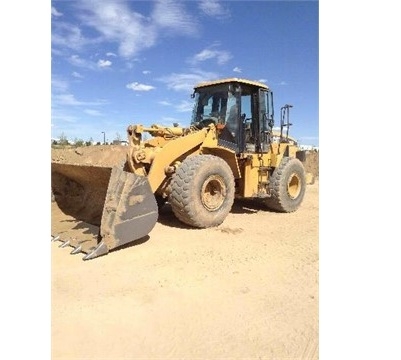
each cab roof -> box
[194,77,269,91]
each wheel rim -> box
[287,172,302,199]
[200,175,226,211]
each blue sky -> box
[51,0,318,145]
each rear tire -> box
[169,155,235,228]
[265,157,306,212]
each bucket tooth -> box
[51,235,60,242]
[70,245,82,255]
[59,240,71,248]
[82,241,109,261]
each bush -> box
[74,139,85,147]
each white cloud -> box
[53,94,87,106]
[126,82,155,91]
[176,100,195,113]
[51,47,65,57]
[69,55,96,70]
[98,59,112,68]
[70,55,112,71]
[158,99,195,112]
[142,70,151,75]
[53,92,107,107]
[158,100,172,106]
[51,6,63,17]
[51,111,78,124]
[233,67,242,73]
[52,86,107,106]
[51,0,212,76]
[258,79,268,83]
[72,71,83,78]
[279,81,288,86]
[78,0,157,59]
[52,78,69,93]
[198,0,230,19]
[188,47,232,65]
[151,0,198,35]
[158,71,218,92]
[84,109,103,116]
[52,22,97,51]
[74,0,199,59]
[52,76,106,110]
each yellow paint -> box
[147,129,208,192]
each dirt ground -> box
[51,147,319,360]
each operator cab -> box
[191,78,275,153]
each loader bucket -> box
[51,164,158,260]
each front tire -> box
[265,157,306,212]
[169,155,235,228]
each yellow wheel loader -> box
[51,78,308,260]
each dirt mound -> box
[51,145,128,167]
[303,151,319,178]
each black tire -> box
[169,155,235,228]
[265,157,306,212]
